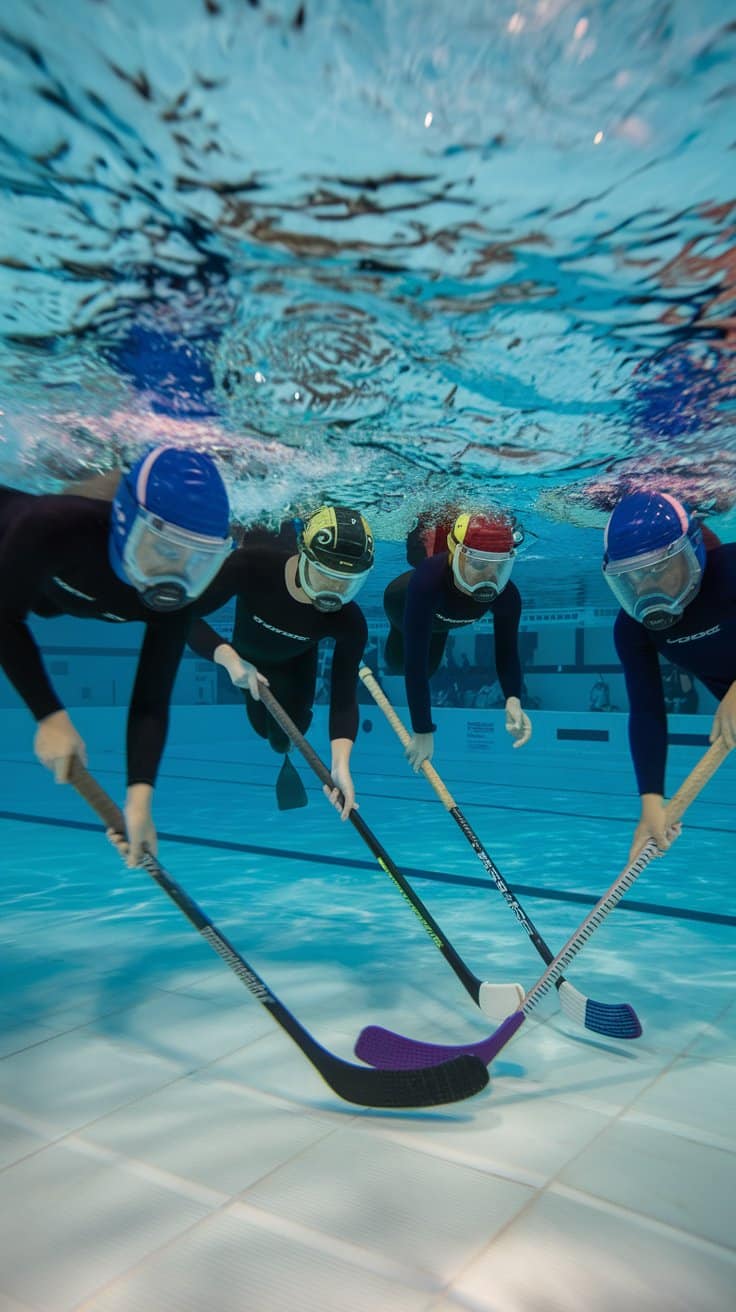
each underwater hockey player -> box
[383,510,532,769]
[602,490,736,861]
[187,505,374,817]
[0,446,234,866]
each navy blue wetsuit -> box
[614,544,736,795]
[383,553,523,733]
[109,325,218,418]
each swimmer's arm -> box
[325,736,356,820]
[614,612,668,795]
[60,470,122,500]
[327,606,367,743]
[403,566,440,734]
[125,615,190,787]
[0,511,64,720]
[492,583,523,699]
[187,617,226,662]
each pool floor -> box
[0,709,734,1310]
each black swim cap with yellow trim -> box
[300,505,375,576]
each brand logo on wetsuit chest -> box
[51,576,127,622]
[435,613,476,625]
[252,614,310,641]
[52,575,94,601]
[666,625,721,644]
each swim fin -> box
[276,753,308,810]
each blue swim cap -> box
[602,492,706,629]
[109,446,232,606]
[603,491,705,571]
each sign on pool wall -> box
[466,720,496,752]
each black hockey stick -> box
[67,759,488,1109]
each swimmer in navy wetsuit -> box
[188,506,373,817]
[602,491,736,861]
[383,511,533,769]
[108,322,220,420]
[0,446,234,867]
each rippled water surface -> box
[1,0,735,545]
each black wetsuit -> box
[0,487,199,786]
[188,546,367,753]
[383,552,522,733]
[614,544,736,795]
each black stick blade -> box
[319,1051,489,1108]
[66,759,489,1109]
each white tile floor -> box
[0,717,734,1310]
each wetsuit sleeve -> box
[328,606,368,741]
[614,612,668,795]
[187,617,227,661]
[492,583,522,699]
[403,563,441,733]
[0,509,65,720]
[125,615,190,787]
[185,548,254,659]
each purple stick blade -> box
[355,1011,526,1071]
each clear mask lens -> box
[299,557,368,610]
[123,510,232,608]
[603,534,702,626]
[453,547,513,598]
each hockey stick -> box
[356,736,730,1070]
[67,759,488,1108]
[358,666,640,1040]
[258,684,524,1018]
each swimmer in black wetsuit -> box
[383,510,533,770]
[188,506,374,817]
[602,490,736,861]
[0,447,233,867]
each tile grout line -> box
[434,1006,732,1295]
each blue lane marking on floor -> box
[356,792,736,833]
[2,808,734,929]
[5,759,731,833]
[5,752,736,812]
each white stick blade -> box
[478,981,525,1018]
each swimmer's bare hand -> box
[34,710,87,783]
[504,697,532,749]
[106,784,158,869]
[628,794,682,864]
[214,644,269,700]
[323,773,358,822]
[405,732,434,772]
